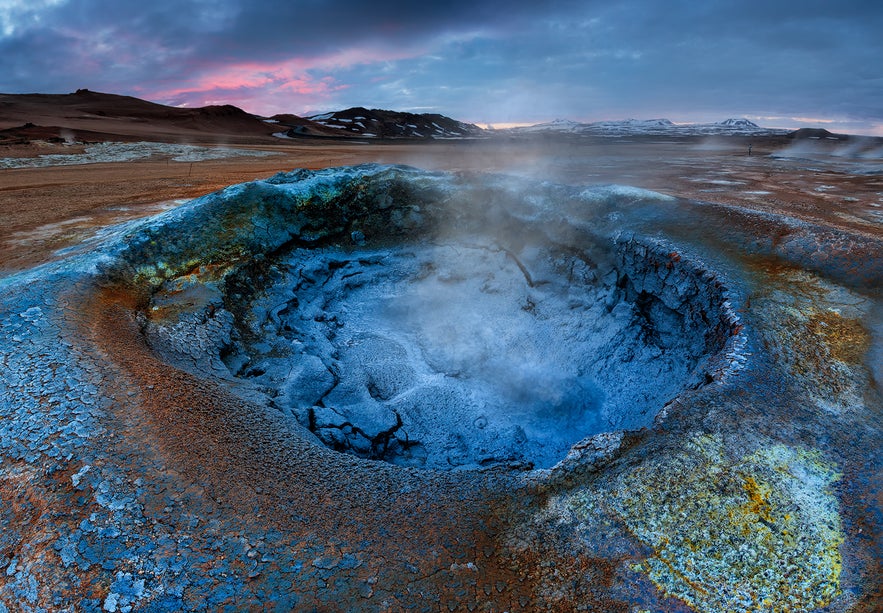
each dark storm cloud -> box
[1,0,574,74]
[1,0,881,133]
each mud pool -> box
[0,164,880,612]
[141,167,736,471]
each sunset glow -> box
[0,1,880,134]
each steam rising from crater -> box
[129,166,739,470]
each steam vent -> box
[1,165,880,611]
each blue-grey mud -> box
[0,164,880,611]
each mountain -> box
[718,118,759,129]
[516,118,675,135]
[596,118,675,128]
[787,127,845,140]
[588,118,677,134]
[0,89,281,143]
[0,89,793,146]
[505,117,785,137]
[302,107,484,139]
[515,119,584,134]
[264,113,348,138]
[0,91,485,144]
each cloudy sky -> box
[1,0,881,134]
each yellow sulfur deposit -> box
[571,434,843,613]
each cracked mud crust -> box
[136,166,738,471]
[212,239,733,470]
[0,164,880,611]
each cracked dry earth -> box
[0,164,881,612]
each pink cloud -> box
[147,45,428,115]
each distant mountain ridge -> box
[0,90,820,145]
[0,90,483,144]
[506,117,783,137]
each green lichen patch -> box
[570,434,843,613]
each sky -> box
[1,0,882,135]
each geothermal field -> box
[0,104,882,612]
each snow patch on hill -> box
[305,107,483,139]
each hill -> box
[787,127,846,140]
[0,91,485,144]
[0,89,282,144]
[303,107,484,139]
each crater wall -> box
[123,166,740,470]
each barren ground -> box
[3,135,882,275]
[1,134,881,611]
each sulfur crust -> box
[570,433,843,613]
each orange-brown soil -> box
[2,127,880,610]
[2,136,881,276]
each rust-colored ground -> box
[79,284,612,611]
[3,136,881,276]
[1,133,880,610]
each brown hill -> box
[0,89,485,145]
[0,89,282,144]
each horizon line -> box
[4,88,881,138]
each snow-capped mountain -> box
[718,118,759,129]
[516,119,585,133]
[588,118,677,135]
[303,107,484,139]
[505,117,784,137]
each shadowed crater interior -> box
[125,166,738,471]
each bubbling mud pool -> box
[135,165,738,471]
